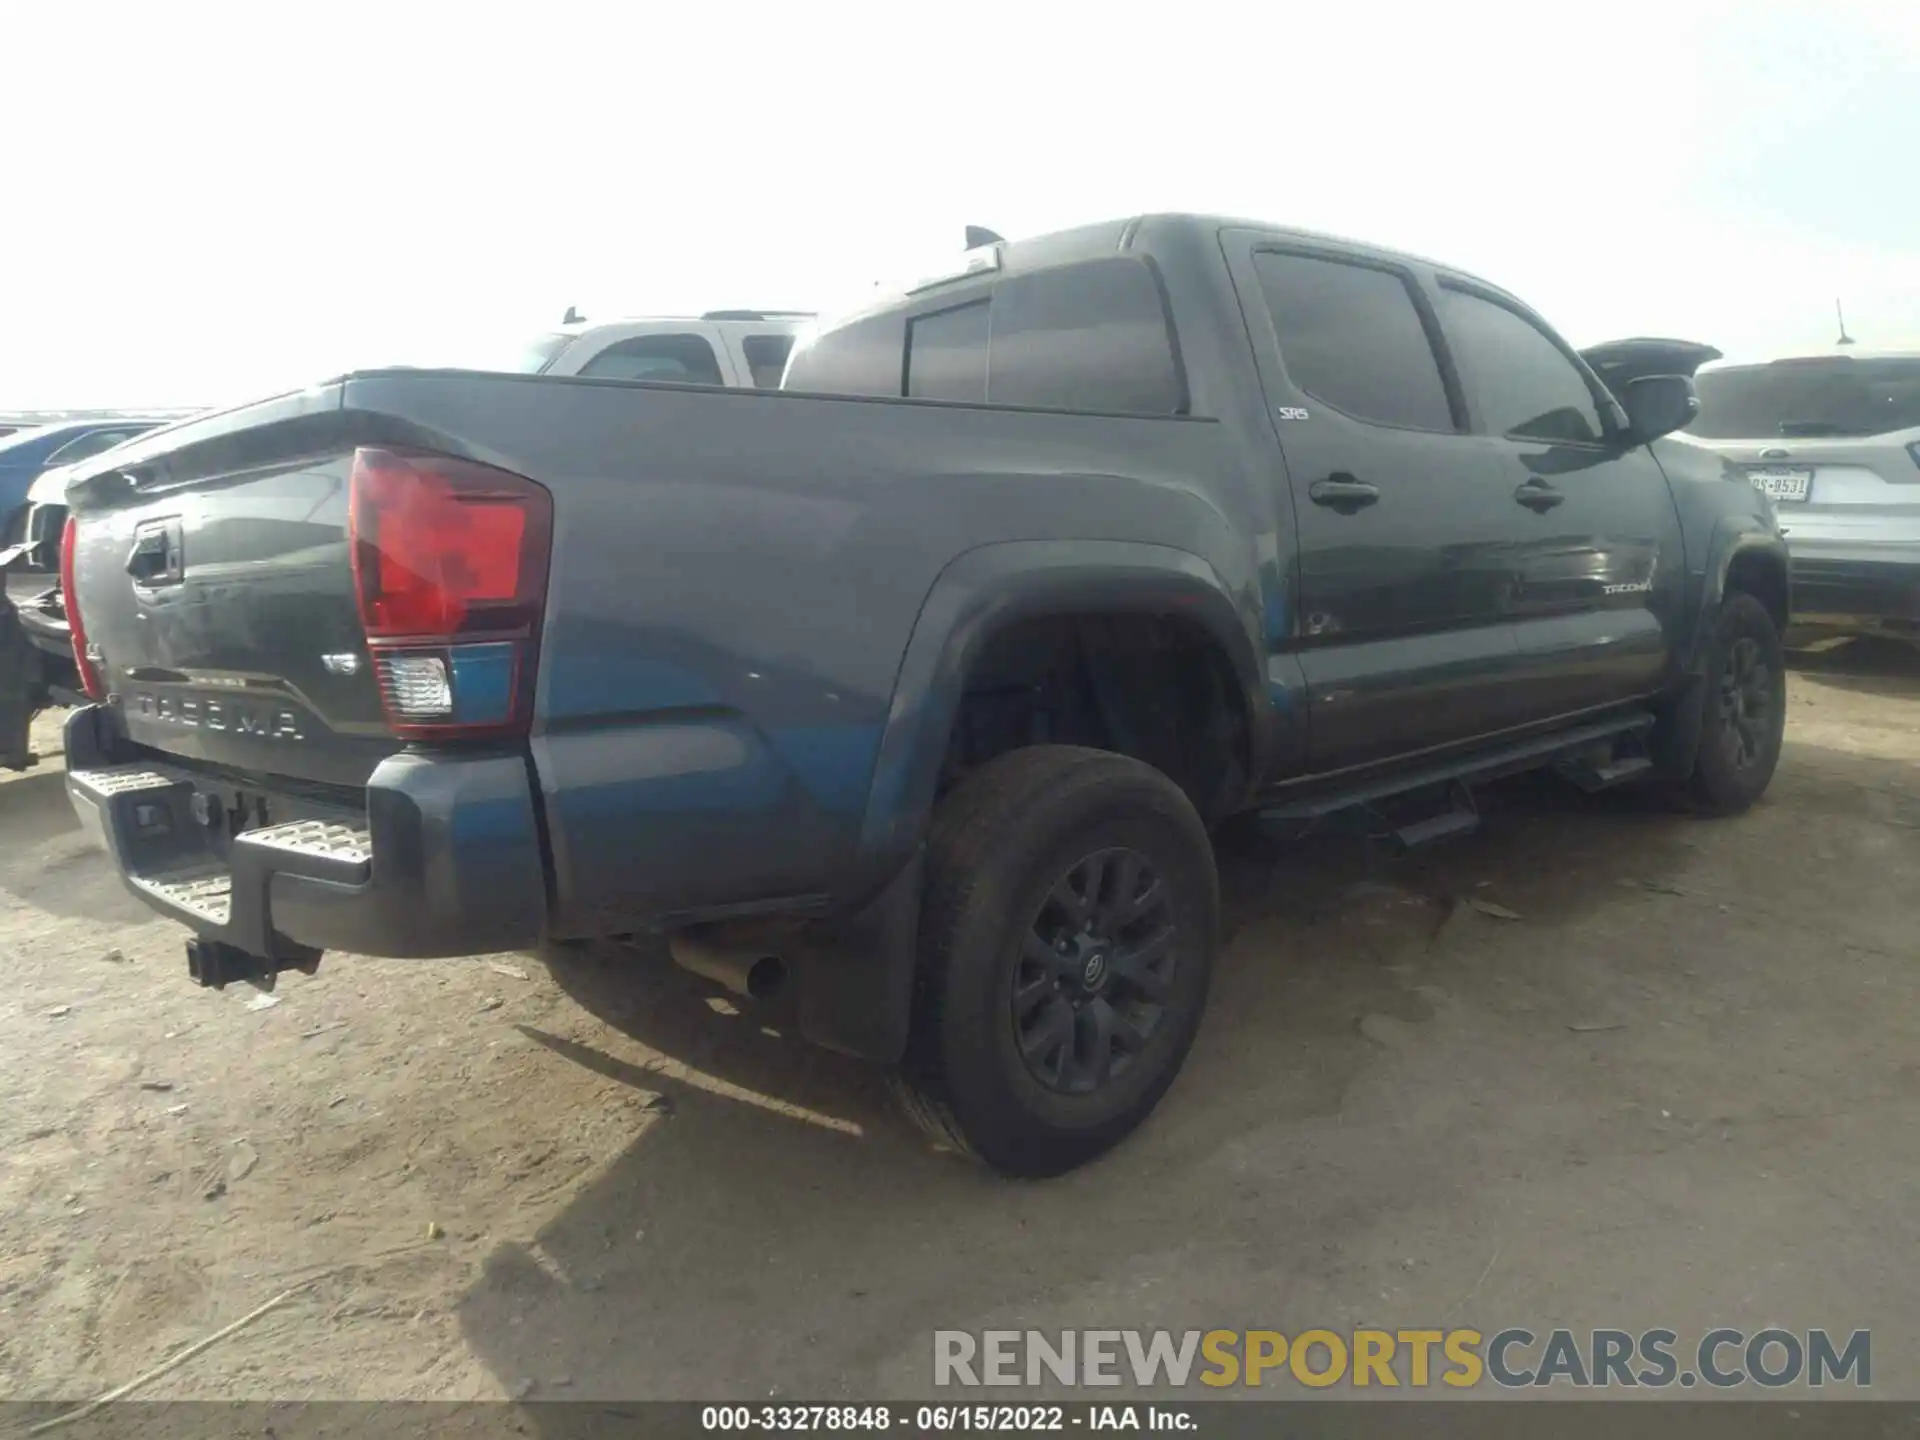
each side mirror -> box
[1619,374,1700,443]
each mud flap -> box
[789,848,924,1063]
[1648,668,1708,782]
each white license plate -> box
[1748,466,1812,502]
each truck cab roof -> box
[788,213,1538,415]
[878,213,1491,302]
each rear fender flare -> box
[852,539,1269,889]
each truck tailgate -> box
[64,391,398,789]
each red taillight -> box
[347,448,552,738]
[59,516,105,701]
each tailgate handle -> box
[126,518,185,586]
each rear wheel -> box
[1685,592,1786,815]
[899,746,1219,1177]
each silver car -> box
[1681,352,1920,645]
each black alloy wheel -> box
[1011,847,1177,1096]
[898,745,1220,1177]
[1685,591,1786,815]
[1717,633,1773,771]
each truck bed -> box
[63,368,1247,935]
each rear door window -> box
[987,255,1185,415]
[1693,357,1920,439]
[577,334,725,385]
[906,302,990,402]
[741,334,795,389]
[1252,251,1454,432]
[1437,286,1606,444]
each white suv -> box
[502,310,812,389]
[1683,352,1920,644]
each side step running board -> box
[1393,804,1480,850]
[1556,754,1654,792]
[1257,710,1657,826]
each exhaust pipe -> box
[668,930,787,1002]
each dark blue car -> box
[0,419,169,523]
[0,420,176,768]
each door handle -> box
[1514,479,1564,512]
[1309,475,1380,510]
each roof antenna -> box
[964,226,1005,249]
[1835,298,1855,347]
[563,305,584,325]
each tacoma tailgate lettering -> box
[132,691,304,741]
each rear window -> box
[577,334,725,386]
[787,255,1186,416]
[782,311,903,397]
[1692,357,1920,439]
[906,303,990,402]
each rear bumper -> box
[1787,541,1920,635]
[63,706,549,960]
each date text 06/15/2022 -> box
[701,1404,1191,1431]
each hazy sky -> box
[4,1,1916,410]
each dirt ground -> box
[3,643,1918,1405]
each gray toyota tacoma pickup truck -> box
[57,214,1788,1175]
